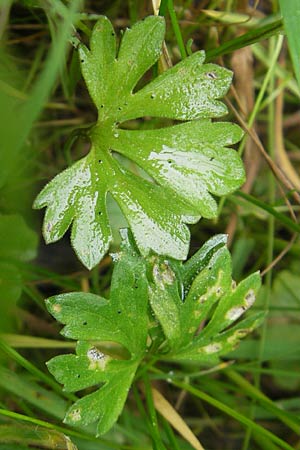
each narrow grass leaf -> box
[279,0,300,87]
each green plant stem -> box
[143,374,168,450]
[162,417,181,450]
[206,19,283,61]
[165,0,187,59]
[91,265,101,294]
[238,34,284,157]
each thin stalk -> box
[162,417,181,450]
[166,0,187,59]
[143,373,168,450]
[238,34,284,156]
[91,266,101,294]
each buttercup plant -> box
[35,16,263,436]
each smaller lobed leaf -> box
[150,237,263,363]
[45,240,149,434]
[65,362,138,435]
[47,341,138,435]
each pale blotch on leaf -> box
[68,408,81,422]
[87,347,110,370]
[202,342,222,354]
[152,260,175,288]
[52,304,62,313]
[227,329,250,344]
[244,289,256,308]
[225,306,244,321]
[226,289,256,321]
[161,262,176,285]
[198,271,224,303]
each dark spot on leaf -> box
[210,157,215,161]
[117,310,122,314]
[167,159,172,164]
[98,159,102,163]
[208,266,212,270]
[111,32,115,36]
[98,211,102,215]
[100,105,104,108]
[151,94,155,99]
[81,59,84,63]
[118,107,122,111]
[77,374,81,378]
[82,321,87,325]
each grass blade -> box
[279,0,300,87]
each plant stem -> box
[166,0,187,59]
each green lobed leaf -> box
[47,342,139,434]
[34,15,245,269]
[46,237,148,434]
[148,236,263,362]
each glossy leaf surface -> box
[46,236,148,434]
[34,15,244,269]
[149,235,264,362]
